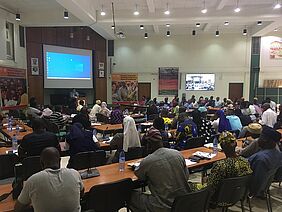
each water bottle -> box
[16,124,20,135]
[8,117,12,132]
[12,134,18,152]
[144,114,147,122]
[119,150,125,172]
[213,136,218,154]
[138,124,142,132]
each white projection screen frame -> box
[43,45,93,88]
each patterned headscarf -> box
[219,131,236,145]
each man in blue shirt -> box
[248,126,282,197]
[226,109,243,132]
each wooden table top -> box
[1,125,33,141]
[0,146,225,212]
[92,124,123,131]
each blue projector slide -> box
[46,52,91,79]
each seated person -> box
[170,107,186,129]
[15,147,84,212]
[110,104,124,124]
[109,116,141,163]
[234,108,252,127]
[99,102,111,117]
[175,113,198,149]
[76,100,84,112]
[274,104,282,129]
[89,100,101,119]
[129,130,191,212]
[26,97,42,119]
[72,107,91,130]
[49,105,66,130]
[206,131,252,206]
[226,109,243,132]
[248,126,282,197]
[66,123,100,167]
[212,110,232,133]
[18,118,59,160]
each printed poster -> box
[112,73,138,103]
[159,67,179,95]
[270,41,282,59]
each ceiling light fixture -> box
[100,5,106,16]
[196,23,201,27]
[224,21,229,26]
[15,13,21,21]
[64,11,69,19]
[234,0,241,13]
[274,28,279,32]
[201,0,207,14]
[144,32,148,39]
[274,0,281,9]
[216,29,220,37]
[243,28,247,36]
[192,30,196,36]
[166,23,170,27]
[164,3,170,15]
[257,21,262,25]
[86,35,90,41]
[166,30,171,37]
[140,25,144,30]
[133,4,140,15]
[111,25,115,29]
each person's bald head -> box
[40,147,61,169]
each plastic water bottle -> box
[213,136,218,154]
[8,117,12,132]
[12,134,18,152]
[144,114,147,122]
[119,150,125,172]
[16,125,20,135]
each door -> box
[138,83,151,100]
[228,83,243,102]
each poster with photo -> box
[158,67,179,95]
[185,74,215,91]
[112,73,138,103]
[270,41,282,59]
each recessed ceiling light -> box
[274,1,281,9]
[192,30,196,36]
[144,32,148,39]
[243,28,247,36]
[111,25,115,29]
[164,3,170,15]
[224,21,229,26]
[64,11,69,19]
[201,0,207,14]
[257,21,262,26]
[166,30,171,37]
[100,5,106,16]
[274,28,279,32]
[196,23,201,27]
[166,23,170,27]
[140,25,144,30]
[216,30,220,37]
[234,0,240,13]
[16,13,21,21]
[133,4,140,16]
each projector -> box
[116,31,126,39]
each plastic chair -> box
[183,136,206,150]
[97,113,110,124]
[22,156,42,180]
[171,187,211,212]
[83,178,133,212]
[0,153,18,179]
[211,175,251,212]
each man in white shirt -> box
[89,100,102,119]
[266,97,277,112]
[260,103,277,128]
[14,147,84,212]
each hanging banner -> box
[158,67,179,96]
[112,73,138,103]
[0,66,28,108]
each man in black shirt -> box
[18,118,59,160]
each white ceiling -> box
[0,0,282,39]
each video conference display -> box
[185,74,215,91]
[43,45,93,89]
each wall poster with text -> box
[112,73,138,103]
[158,67,179,96]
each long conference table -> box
[0,147,225,212]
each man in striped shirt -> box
[49,106,66,129]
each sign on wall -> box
[112,73,138,103]
[158,67,179,96]
[270,40,282,59]
[0,66,28,107]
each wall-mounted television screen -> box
[185,74,215,91]
[43,45,93,89]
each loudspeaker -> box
[19,26,25,47]
[108,40,114,56]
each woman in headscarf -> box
[212,110,232,133]
[66,122,100,167]
[192,109,215,143]
[99,102,111,117]
[109,116,141,163]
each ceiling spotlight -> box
[216,30,220,37]
[224,21,229,26]
[140,25,144,30]
[111,25,115,29]
[164,3,170,15]
[234,0,241,13]
[192,30,196,36]
[257,21,262,26]
[274,28,279,32]
[134,4,140,16]
[243,28,247,36]
[100,5,106,16]
[64,11,69,19]
[15,13,21,21]
[201,0,207,14]
[144,32,148,39]
[196,23,201,27]
[166,30,171,37]
[166,23,170,27]
[274,1,281,9]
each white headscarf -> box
[123,116,141,152]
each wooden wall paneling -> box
[95,50,107,101]
[41,27,57,45]
[26,27,42,43]
[83,28,93,50]
[28,75,44,104]
[56,27,71,47]
[26,42,43,76]
[70,27,83,48]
